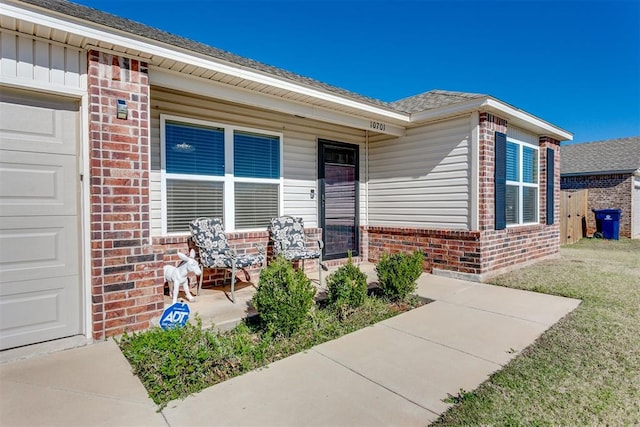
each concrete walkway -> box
[0,274,581,426]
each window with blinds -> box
[505,137,539,225]
[162,116,282,234]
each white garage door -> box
[0,89,82,350]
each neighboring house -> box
[0,0,572,351]
[561,137,640,239]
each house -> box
[0,0,572,351]
[561,137,640,239]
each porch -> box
[160,262,379,331]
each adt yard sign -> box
[159,302,190,330]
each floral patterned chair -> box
[269,216,325,284]
[188,217,265,303]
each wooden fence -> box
[560,189,588,245]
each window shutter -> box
[495,132,507,230]
[546,147,555,225]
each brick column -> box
[88,51,163,340]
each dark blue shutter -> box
[495,132,507,230]
[546,147,555,225]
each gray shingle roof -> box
[389,90,486,113]
[17,0,487,115]
[561,137,640,175]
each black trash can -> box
[592,209,621,240]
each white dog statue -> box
[164,249,202,304]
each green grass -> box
[433,238,640,426]
[119,294,424,408]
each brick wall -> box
[88,51,164,340]
[561,173,633,238]
[366,226,482,276]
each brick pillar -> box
[478,112,508,232]
[88,50,164,340]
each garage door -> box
[0,89,82,350]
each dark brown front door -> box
[319,140,359,260]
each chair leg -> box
[230,263,237,303]
[198,265,204,296]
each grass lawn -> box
[433,238,640,426]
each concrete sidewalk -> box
[0,274,581,426]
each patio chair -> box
[269,215,326,284]
[188,217,265,303]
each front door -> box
[319,140,359,260]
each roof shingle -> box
[560,137,640,175]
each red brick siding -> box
[88,51,163,340]
[366,226,482,275]
[561,173,634,238]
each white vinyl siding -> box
[0,31,85,92]
[367,116,472,229]
[149,86,366,236]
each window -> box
[162,116,282,233]
[505,138,539,225]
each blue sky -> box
[72,0,640,144]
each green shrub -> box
[118,317,242,406]
[326,256,368,317]
[376,251,424,301]
[253,256,316,336]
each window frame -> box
[160,114,284,234]
[505,137,540,226]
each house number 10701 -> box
[369,121,386,131]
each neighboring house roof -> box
[4,0,572,140]
[561,137,640,176]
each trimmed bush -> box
[326,256,368,317]
[376,251,424,301]
[253,256,316,336]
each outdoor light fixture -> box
[116,99,128,119]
